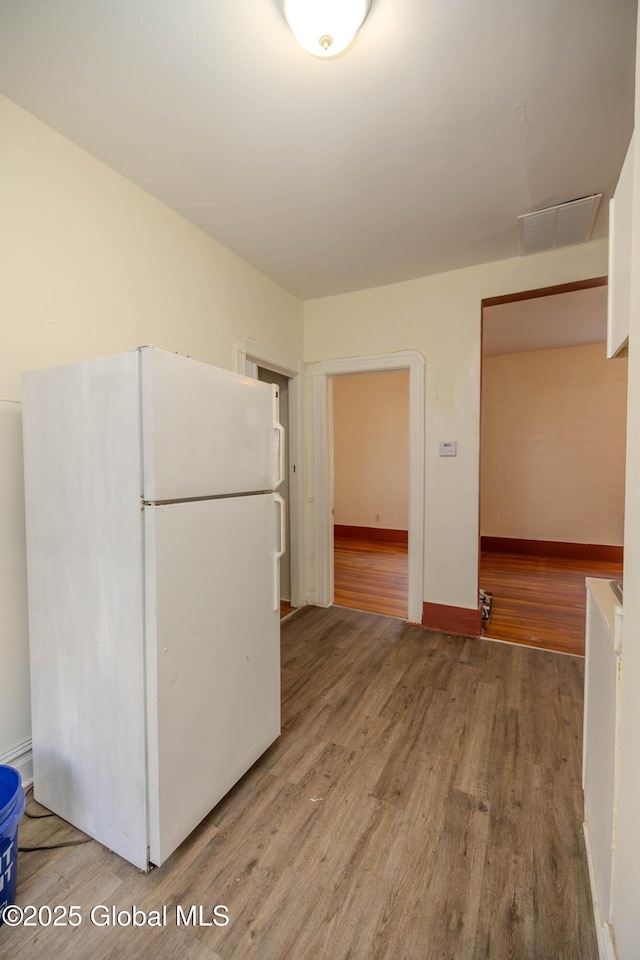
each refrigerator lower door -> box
[144,493,281,866]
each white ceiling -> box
[483,285,608,355]
[0,0,636,300]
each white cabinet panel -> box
[583,579,622,941]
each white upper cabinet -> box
[607,135,634,358]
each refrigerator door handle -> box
[274,421,285,490]
[273,493,286,611]
[272,384,285,490]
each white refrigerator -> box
[21,347,285,870]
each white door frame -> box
[235,337,304,608]
[308,351,425,624]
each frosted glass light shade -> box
[283,0,371,58]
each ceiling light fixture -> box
[283,0,371,58]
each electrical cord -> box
[19,839,93,852]
[18,786,93,852]
[23,784,53,816]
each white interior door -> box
[144,493,281,866]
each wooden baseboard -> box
[481,537,624,564]
[334,524,409,545]
[421,602,481,638]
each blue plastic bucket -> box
[0,766,25,925]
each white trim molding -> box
[235,338,305,609]
[235,337,303,380]
[308,350,425,624]
[584,819,619,960]
[1,739,33,787]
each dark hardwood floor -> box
[334,535,408,618]
[279,599,295,619]
[8,606,596,959]
[333,535,622,655]
[480,551,623,656]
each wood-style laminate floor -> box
[8,606,596,959]
[334,536,408,618]
[480,551,623,656]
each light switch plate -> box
[439,441,457,457]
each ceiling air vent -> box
[518,194,602,255]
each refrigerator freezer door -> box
[144,493,281,866]
[140,348,280,501]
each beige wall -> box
[481,342,627,545]
[305,238,609,610]
[0,95,302,401]
[0,94,303,764]
[0,402,29,756]
[333,371,409,530]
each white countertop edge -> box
[586,577,623,648]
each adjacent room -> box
[332,370,410,619]
[1,1,640,958]
[480,283,628,654]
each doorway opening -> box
[332,370,409,618]
[479,278,626,654]
[309,350,425,625]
